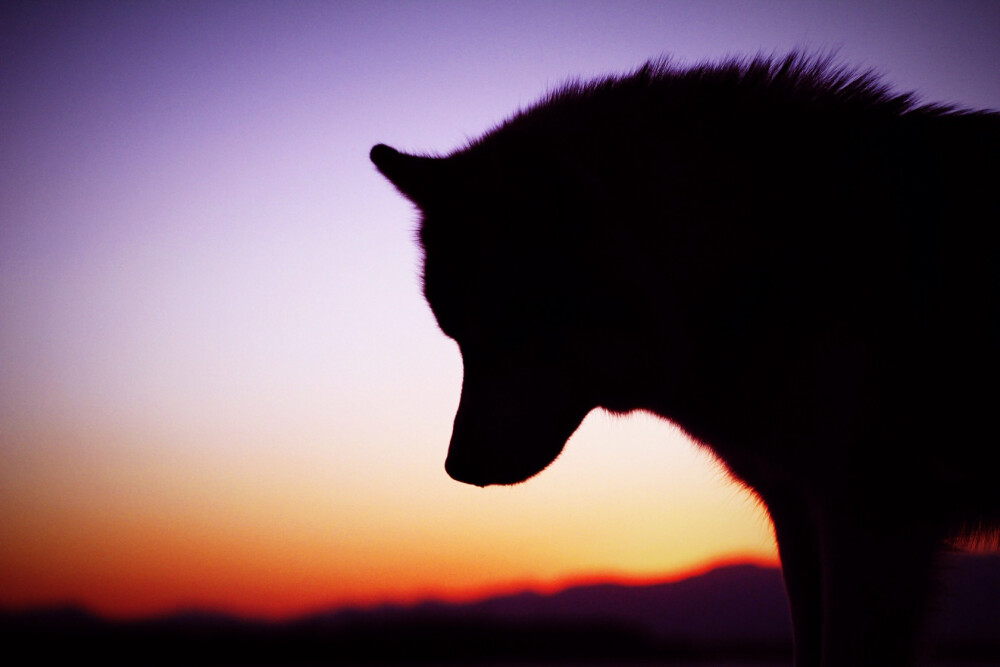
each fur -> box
[371,53,1000,666]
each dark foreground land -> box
[3,556,997,665]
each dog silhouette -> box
[372,54,1000,666]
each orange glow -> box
[1,412,777,620]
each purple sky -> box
[2,1,998,617]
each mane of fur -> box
[466,52,995,157]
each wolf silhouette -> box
[371,54,1000,666]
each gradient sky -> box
[2,1,998,620]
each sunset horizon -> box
[3,1,998,630]
[3,550,781,622]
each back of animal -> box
[371,53,1000,666]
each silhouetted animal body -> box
[371,54,1000,666]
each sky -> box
[2,1,999,620]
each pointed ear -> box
[370,144,443,207]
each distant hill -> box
[3,554,997,664]
[407,553,999,648]
[398,562,792,645]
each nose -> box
[444,454,488,488]
[442,353,593,487]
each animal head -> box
[370,142,659,486]
[371,55,865,486]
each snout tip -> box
[445,451,540,488]
[444,455,489,488]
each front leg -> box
[765,491,824,667]
[817,506,940,667]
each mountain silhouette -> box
[409,563,791,645]
[3,555,997,664]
